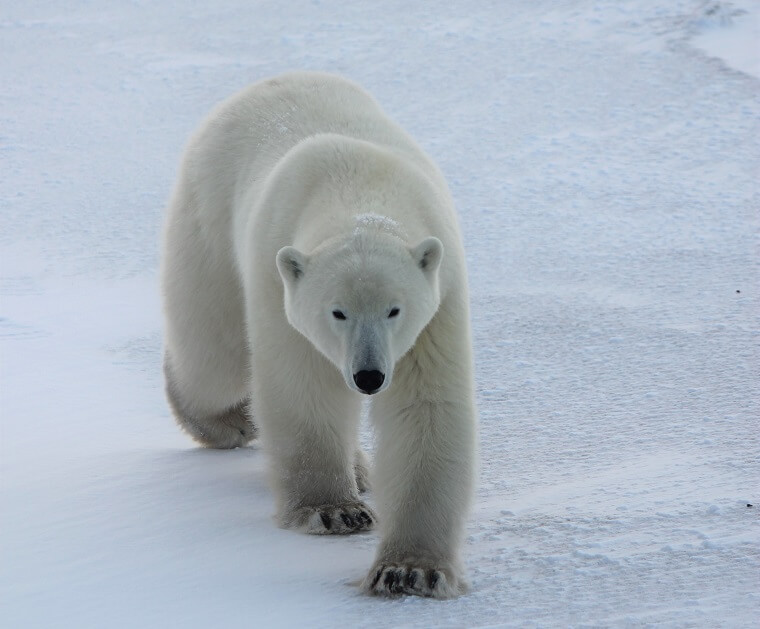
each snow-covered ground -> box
[690,0,760,79]
[1,1,758,626]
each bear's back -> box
[189,73,436,204]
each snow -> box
[690,0,760,79]
[1,1,758,627]
[354,213,405,237]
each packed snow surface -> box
[1,1,758,627]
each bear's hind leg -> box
[164,355,257,449]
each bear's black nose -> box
[353,370,385,394]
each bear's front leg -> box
[253,349,376,536]
[267,411,377,535]
[364,350,476,598]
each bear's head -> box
[276,233,443,395]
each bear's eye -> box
[388,307,400,318]
[332,310,347,320]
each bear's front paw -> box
[283,501,377,535]
[362,560,465,599]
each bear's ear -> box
[410,237,443,275]
[276,246,308,285]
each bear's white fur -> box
[161,72,477,598]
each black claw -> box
[427,570,440,591]
[404,570,418,590]
[383,570,395,587]
[392,570,404,594]
[359,510,372,524]
[320,511,332,530]
[370,567,384,590]
[384,569,403,594]
[340,512,356,528]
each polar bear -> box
[161,72,477,598]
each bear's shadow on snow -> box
[112,446,273,534]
